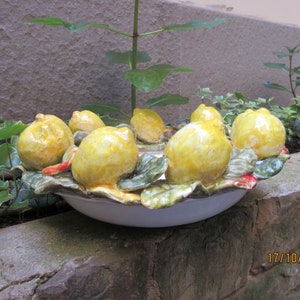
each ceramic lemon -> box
[164,121,232,185]
[68,110,105,133]
[71,126,139,188]
[17,114,74,170]
[130,108,166,143]
[190,104,223,123]
[230,108,286,160]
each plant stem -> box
[289,52,296,98]
[130,0,140,114]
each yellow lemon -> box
[68,110,105,133]
[130,108,166,143]
[164,121,232,185]
[17,114,74,170]
[190,104,223,123]
[230,108,286,159]
[71,126,138,188]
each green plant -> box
[196,87,300,152]
[28,0,226,123]
[195,87,275,126]
[0,117,62,221]
[264,44,300,98]
[263,45,300,149]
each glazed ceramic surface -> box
[59,188,247,228]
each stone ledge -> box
[0,153,299,299]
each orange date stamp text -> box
[268,252,300,264]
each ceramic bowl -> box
[58,188,247,228]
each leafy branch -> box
[264,44,300,98]
[28,0,226,117]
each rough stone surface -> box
[0,152,299,299]
[1,0,300,124]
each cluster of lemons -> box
[17,104,286,190]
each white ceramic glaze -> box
[58,188,247,228]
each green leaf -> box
[0,180,9,191]
[28,18,110,32]
[118,154,168,191]
[234,91,248,101]
[0,143,12,167]
[0,190,11,205]
[224,147,257,179]
[253,155,290,179]
[81,103,123,115]
[295,77,300,87]
[263,82,289,92]
[27,17,68,27]
[162,18,227,32]
[7,199,31,213]
[27,17,131,36]
[146,94,189,107]
[141,181,199,209]
[273,51,291,58]
[0,121,27,140]
[124,64,193,92]
[264,63,288,71]
[105,51,151,65]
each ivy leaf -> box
[105,51,151,65]
[146,94,189,107]
[162,18,227,32]
[0,121,27,140]
[263,82,289,92]
[124,64,193,92]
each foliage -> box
[196,87,300,151]
[263,45,300,149]
[28,0,226,121]
[0,118,61,219]
[264,44,300,98]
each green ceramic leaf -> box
[105,51,151,65]
[123,64,193,92]
[253,154,290,179]
[22,171,86,195]
[224,147,257,179]
[162,18,227,32]
[118,154,168,191]
[141,181,198,209]
[146,94,189,107]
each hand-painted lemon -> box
[68,110,105,133]
[163,121,232,185]
[190,104,223,123]
[230,108,286,160]
[17,114,74,170]
[130,108,166,143]
[71,126,139,188]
